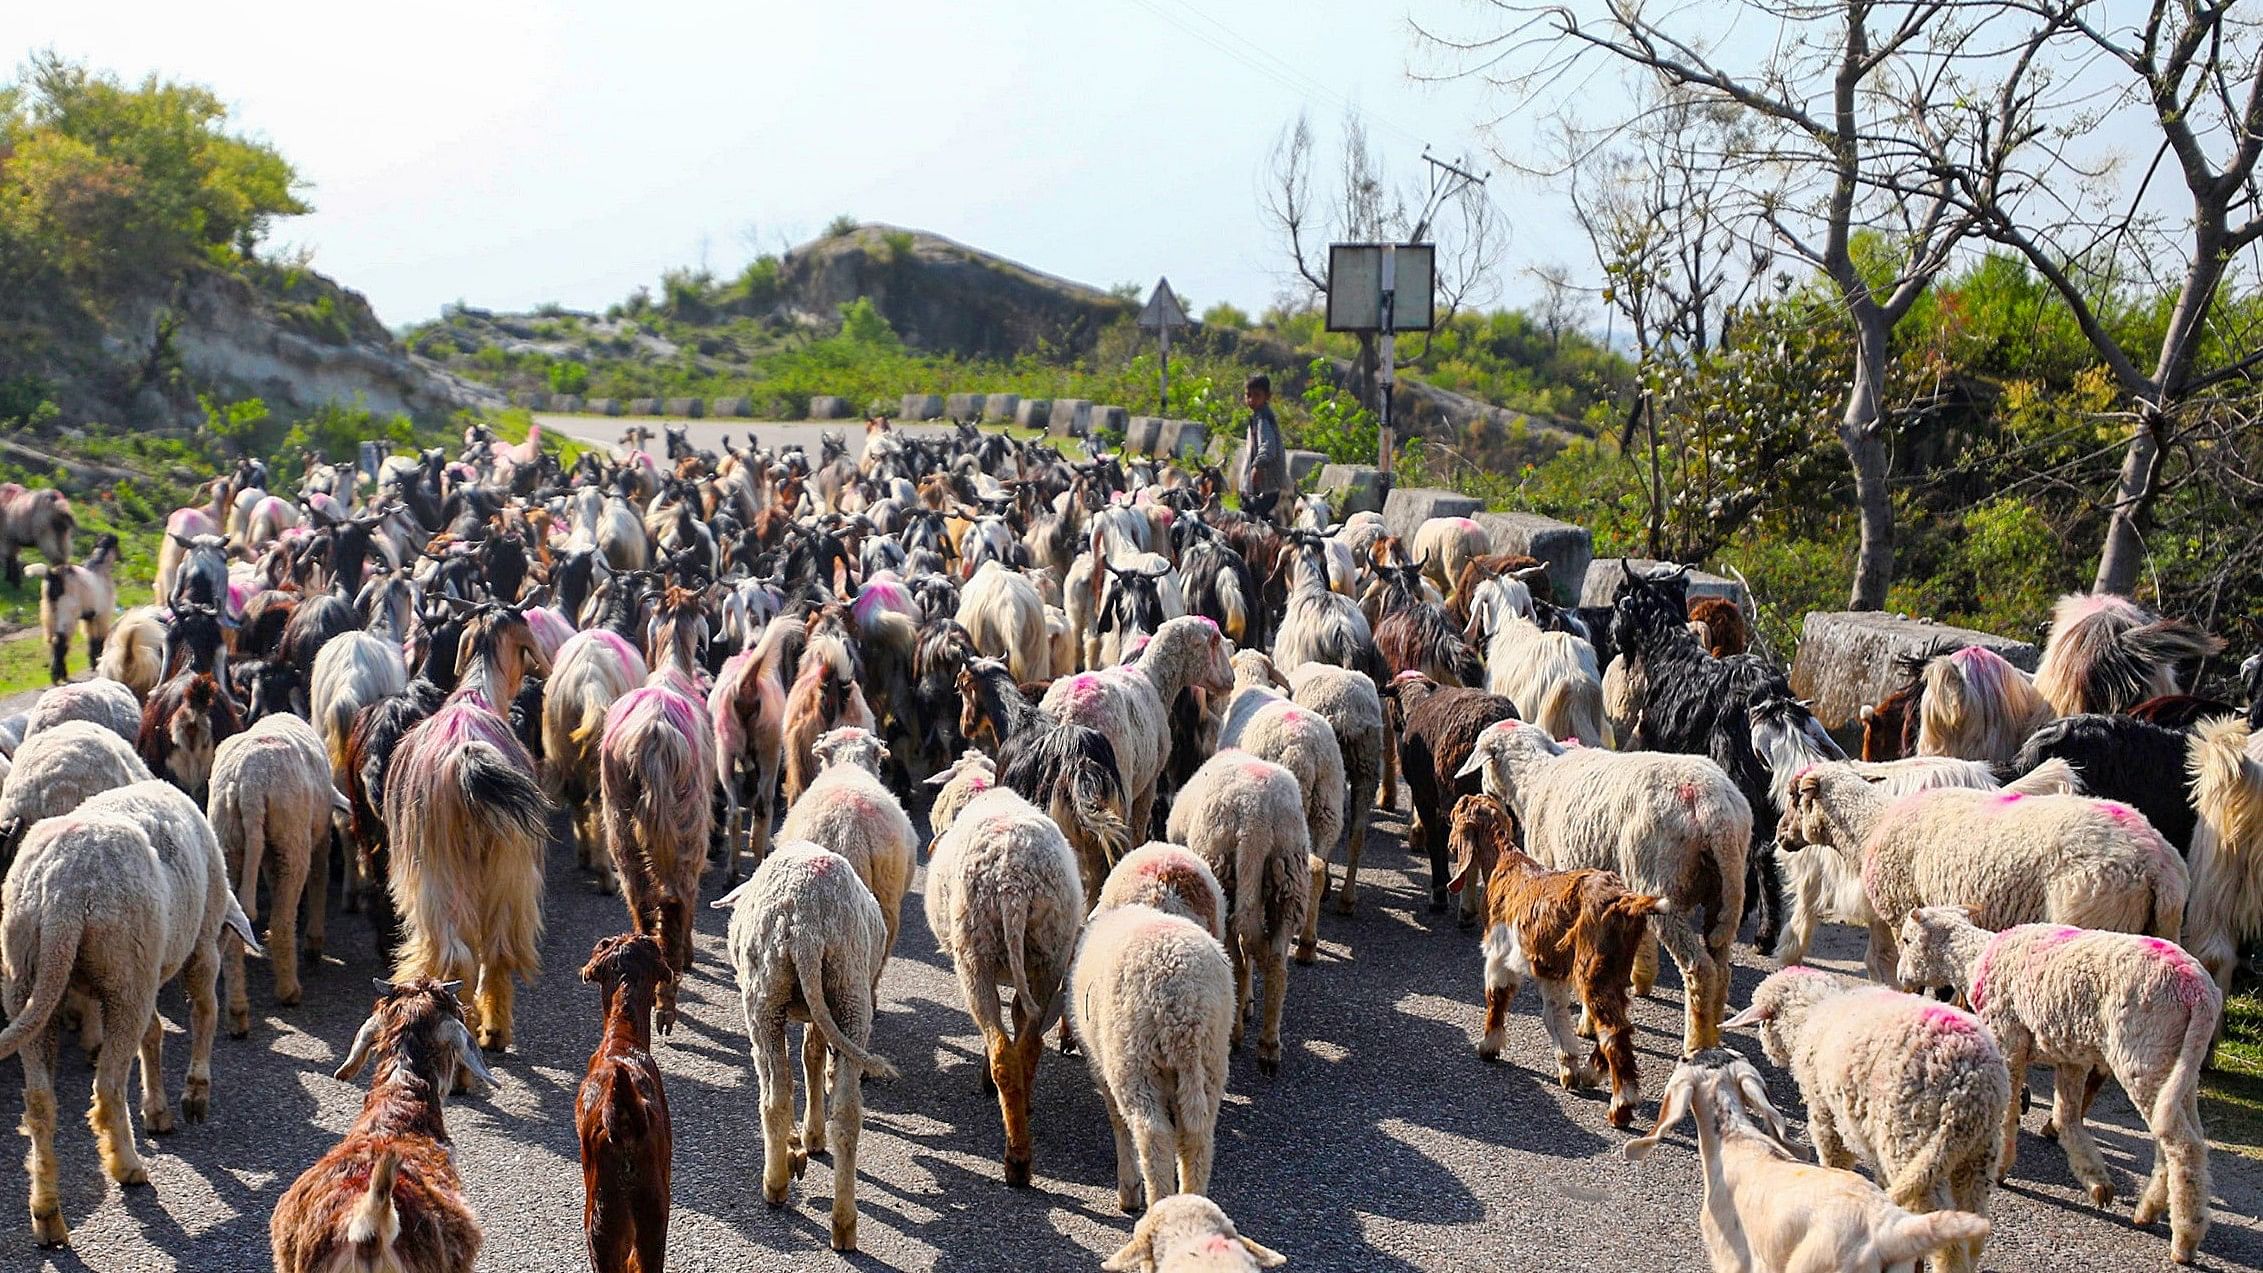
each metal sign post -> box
[1138,278,1190,413]
[1378,246,1396,477]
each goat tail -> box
[455,741,550,845]
[1534,675,1606,748]
[793,944,897,1079]
[1875,1209,1990,1267]
[567,697,608,748]
[0,906,83,1060]
[1060,754,1130,870]
[344,1149,403,1265]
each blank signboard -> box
[1326,243,1436,332]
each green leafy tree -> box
[838,296,899,349]
[1201,302,1250,330]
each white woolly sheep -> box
[1897,907,2219,1264]
[717,840,896,1252]
[1411,515,1490,603]
[1221,652,1344,963]
[1764,756,1999,965]
[2182,714,2263,992]
[1096,843,1228,941]
[1728,968,2008,1273]
[1043,615,1235,843]
[208,713,339,1032]
[1456,719,1749,1054]
[777,726,917,967]
[1625,1050,1991,1273]
[1281,660,1385,914]
[1167,750,1311,1076]
[1778,767,2190,984]
[96,605,167,700]
[1070,903,1234,1213]
[925,784,1086,1185]
[22,677,141,748]
[1480,611,1606,747]
[0,719,151,861]
[1101,1193,1286,1271]
[0,798,259,1247]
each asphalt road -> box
[3,782,2259,1272]
[538,413,974,465]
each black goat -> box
[2015,713,2201,855]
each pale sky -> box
[22,1,1567,328]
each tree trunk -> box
[1842,323,1894,610]
[2092,411,2161,597]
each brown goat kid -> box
[271,979,498,1273]
[577,934,674,1273]
[1449,794,1669,1129]
[1686,596,1748,657]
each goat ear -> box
[1724,999,1774,1029]
[1736,1069,1797,1153]
[1452,742,1494,782]
[222,897,265,957]
[450,1019,498,1092]
[436,979,465,996]
[711,876,757,911]
[1624,1069,1693,1163]
[334,1015,382,1081]
[1240,1235,1288,1268]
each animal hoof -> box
[1476,1042,1503,1063]
[2088,1183,2113,1207]
[276,985,303,1008]
[790,1150,810,1180]
[1004,1154,1033,1188]
[978,1068,996,1097]
[1427,892,1448,914]
[1608,1103,1635,1130]
[114,1162,150,1187]
[1292,944,1317,966]
[831,1219,858,1252]
[2133,1199,2163,1227]
[145,1108,175,1136]
[763,1180,790,1207]
[478,1028,509,1053]
[31,1208,68,1247]
[182,1093,208,1125]
[1257,1046,1281,1077]
[1557,1069,1578,1090]
[1331,895,1356,916]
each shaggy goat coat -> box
[2179,715,2263,991]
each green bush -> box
[547,360,590,396]
[1288,358,1378,464]
[838,297,900,349]
[824,214,858,237]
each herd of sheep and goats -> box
[0,414,2256,1272]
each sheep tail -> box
[456,741,550,844]
[230,790,269,923]
[2153,984,2220,1138]
[793,942,897,1079]
[0,906,82,1060]
[1875,1209,1990,1267]
[1001,884,1040,1021]
[345,1149,402,1265]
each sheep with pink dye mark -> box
[1221,651,1343,963]
[1166,749,1310,1076]
[543,628,648,893]
[1410,515,1490,604]
[1777,766,2189,985]
[1897,907,2218,1264]
[777,727,915,968]
[1728,967,2008,1273]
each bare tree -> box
[1940,1,2263,597]
[1419,2,2051,608]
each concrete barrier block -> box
[1125,416,1168,455]
[901,393,945,421]
[1383,488,1483,543]
[807,395,853,420]
[1474,511,1592,607]
[549,394,583,415]
[585,398,620,416]
[708,396,752,418]
[626,398,661,417]
[1016,398,1054,430]
[1316,464,1386,517]
[1048,398,1092,437]
[945,392,987,420]
[1089,404,1130,438]
[662,397,702,418]
[1167,421,1208,459]
[982,393,1021,423]
[1578,558,1749,610]
[1790,612,2040,732]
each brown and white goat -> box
[137,670,245,802]
[600,675,715,1031]
[577,933,674,1273]
[1448,794,1668,1128]
[782,629,875,806]
[270,979,498,1273]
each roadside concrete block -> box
[1125,416,1167,455]
[709,396,752,418]
[1475,511,1592,607]
[585,398,620,416]
[1579,557,1749,610]
[626,398,661,417]
[1015,398,1054,431]
[982,393,1021,423]
[662,397,702,418]
[1089,404,1130,438]
[1316,464,1386,517]
[549,394,584,414]
[945,392,987,420]
[1791,612,2040,732]
[807,395,853,420]
[1048,398,1092,437]
[901,393,945,421]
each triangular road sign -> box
[1138,277,1189,330]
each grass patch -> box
[2205,989,2263,1159]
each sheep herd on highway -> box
[0,415,2257,1271]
